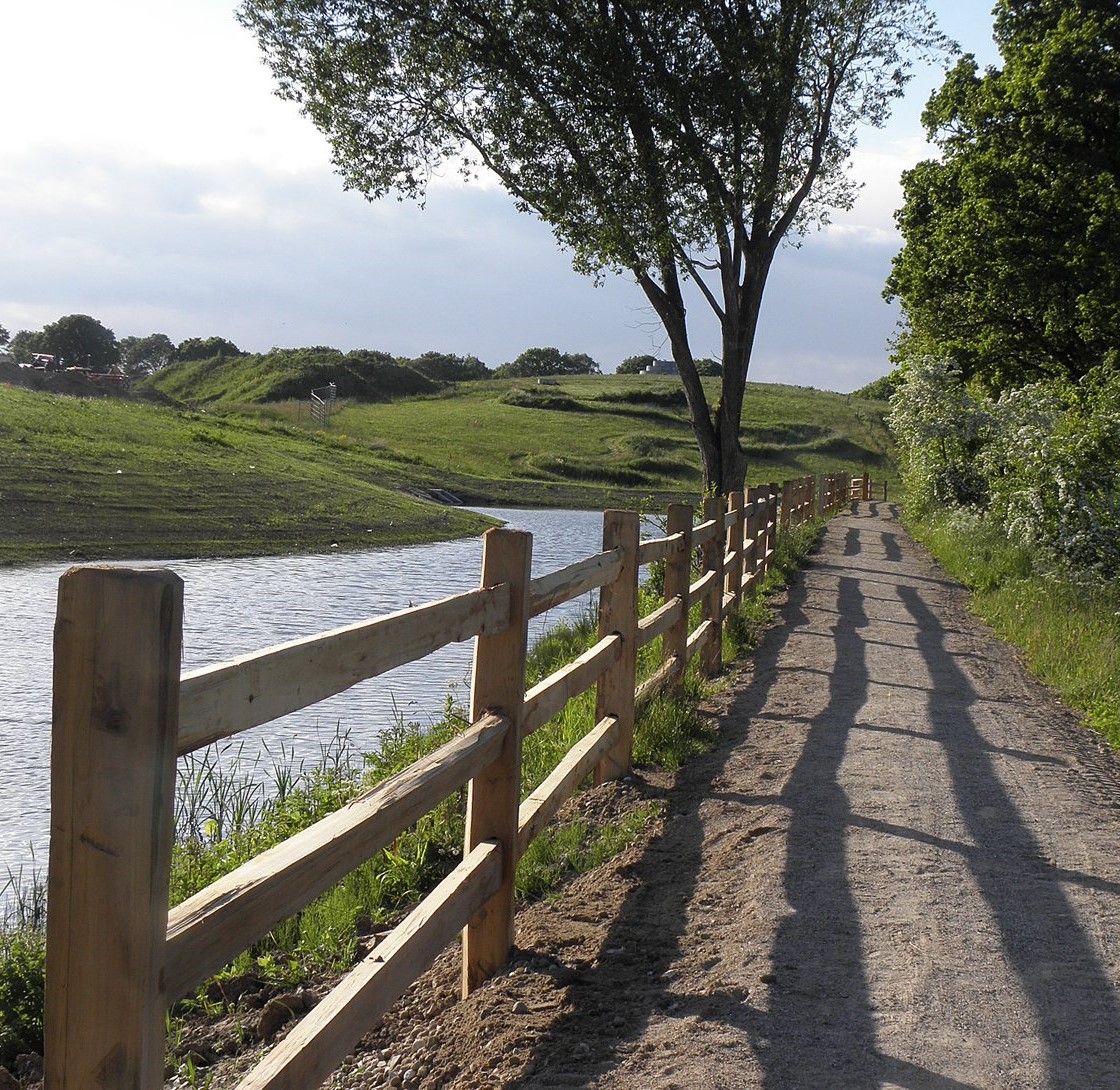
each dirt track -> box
[329,503,1120,1090]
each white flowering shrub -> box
[888,356,991,516]
[983,373,1120,573]
[890,357,1120,575]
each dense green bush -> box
[888,356,991,515]
[402,351,490,383]
[980,369,1120,573]
[890,357,1120,575]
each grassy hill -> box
[139,347,439,405]
[250,374,895,505]
[1,373,895,563]
[0,388,495,564]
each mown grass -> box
[906,509,1120,748]
[3,377,891,563]
[324,376,895,502]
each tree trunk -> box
[636,252,772,498]
[709,262,769,496]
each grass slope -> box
[0,388,493,564]
[907,509,1120,748]
[256,375,896,505]
[142,349,437,405]
[1,374,895,563]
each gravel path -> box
[327,502,1120,1090]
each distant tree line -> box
[2,316,249,379]
[1,313,684,378]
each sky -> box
[0,2,1002,391]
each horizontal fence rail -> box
[44,471,874,1090]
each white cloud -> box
[1,0,1004,392]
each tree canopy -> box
[175,336,245,363]
[119,333,176,378]
[616,354,657,375]
[405,351,491,382]
[240,0,942,492]
[495,346,601,378]
[39,314,119,372]
[886,0,1120,389]
[7,330,45,364]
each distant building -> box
[641,359,677,375]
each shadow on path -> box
[501,506,1120,1089]
[505,552,818,1088]
[899,585,1120,1088]
[753,575,879,1089]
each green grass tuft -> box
[909,509,1120,748]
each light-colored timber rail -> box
[44,473,862,1090]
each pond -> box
[0,508,613,882]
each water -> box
[0,508,609,880]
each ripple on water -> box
[0,508,609,877]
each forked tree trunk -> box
[637,256,770,497]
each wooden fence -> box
[44,472,860,1090]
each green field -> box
[0,374,895,564]
[0,388,495,564]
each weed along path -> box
[309,502,1120,1090]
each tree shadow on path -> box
[898,585,1120,1089]
[504,506,1120,1089]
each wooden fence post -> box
[726,490,745,610]
[744,490,760,591]
[662,502,693,690]
[701,496,724,677]
[594,510,641,784]
[463,529,531,996]
[46,567,183,1090]
[766,485,780,576]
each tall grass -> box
[908,508,1120,747]
[0,865,47,1069]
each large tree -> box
[39,314,119,373]
[886,0,1120,389]
[119,332,176,378]
[240,0,941,491]
[7,330,45,364]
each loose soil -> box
[155,504,1120,1088]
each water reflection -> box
[0,508,607,876]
